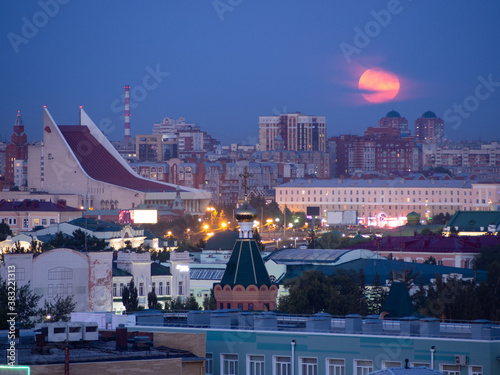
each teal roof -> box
[421,110,437,118]
[445,210,500,232]
[381,281,418,318]
[277,258,486,286]
[112,264,132,277]
[386,110,401,118]
[151,261,171,276]
[369,367,444,375]
[205,231,239,250]
[69,217,122,232]
[218,239,273,287]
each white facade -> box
[26,108,211,214]
[0,249,113,312]
[276,178,500,226]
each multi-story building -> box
[423,141,500,168]
[0,199,81,235]
[152,116,217,156]
[0,141,6,178]
[26,107,210,214]
[5,111,28,186]
[415,111,444,144]
[259,113,326,152]
[330,128,420,177]
[136,134,179,162]
[131,311,500,375]
[276,178,500,226]
[378,110,409,135]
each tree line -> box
[278,245,500,321]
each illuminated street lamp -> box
[221,222,227,229]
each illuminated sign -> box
[175,264,190,272]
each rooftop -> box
[0,199,80,212]
[59,125,180,193]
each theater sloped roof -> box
[59,125,177,193]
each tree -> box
[39,296,76,322]
[184,296,201,311]
[203,289,217,310]
[366,272,386,315]
[252,229,265,251]
[122,278,139,312]
[147,289,162,310]
[170,296,185,311]
[424,256,437,265]
[0,222,12,241]
[0,281,41,329]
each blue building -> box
[129,311,499,375]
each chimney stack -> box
[124,85,131,142]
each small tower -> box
[171,185,185,214]
[213,167,278,311]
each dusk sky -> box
[1,1,499,145]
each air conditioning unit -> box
[454,355,468,366]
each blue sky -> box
[1,0,499,145]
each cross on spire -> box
[239,166,253,199]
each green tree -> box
[203,289,217,310]
[122,278,139,312]
[366,272,386,315]
[0,223,12,241]
[170,296,185,310]
[184,296,201,310]
[424,256,437,265]
[0,281,41,329]
[147,289,162,310]
[39,295,76,322]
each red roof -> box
[59,126,177,193]
[354,234,500,254]
[0,199,80,212]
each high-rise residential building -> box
[330,127,420,177]
[378,110,409,135]
[415,110,444,144]
[259,113,326,152]
[5,111,28,186]
[136,134,178,162]
[152,116,218,155]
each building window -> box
[48,267,73,280]
[274,356,291,375]
[178,281,183,295]
[139,282,144,296]
[15,268,25,281]
[166,281,170,295]
[469,365,482,375]
[247,355,265,375]
[326,359,345,375]
[410,362,430,368]
[159,282,163,295]
[382,361,401,369]
[152,282,156,293]
[48,284,54,298]
[299,357,317,375]
[113,283,117,297]
[206,353,213,375]
[440,364,460,375]
[354,360,372,375]
[222,354,238,375]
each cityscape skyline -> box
[1,1,500,146]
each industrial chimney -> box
[124,85,131,142]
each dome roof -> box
[422,110,437,118]
[407,211,421,218]
[386,110,401,118]
[235,200,257,222]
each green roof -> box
[445,210,500,232]
[205,231,239,250]
[112,264,132,277]
[151,262,171,276]
[218,239,273,287]
[69,217,122,232]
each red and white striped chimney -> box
[124,85,131,142]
